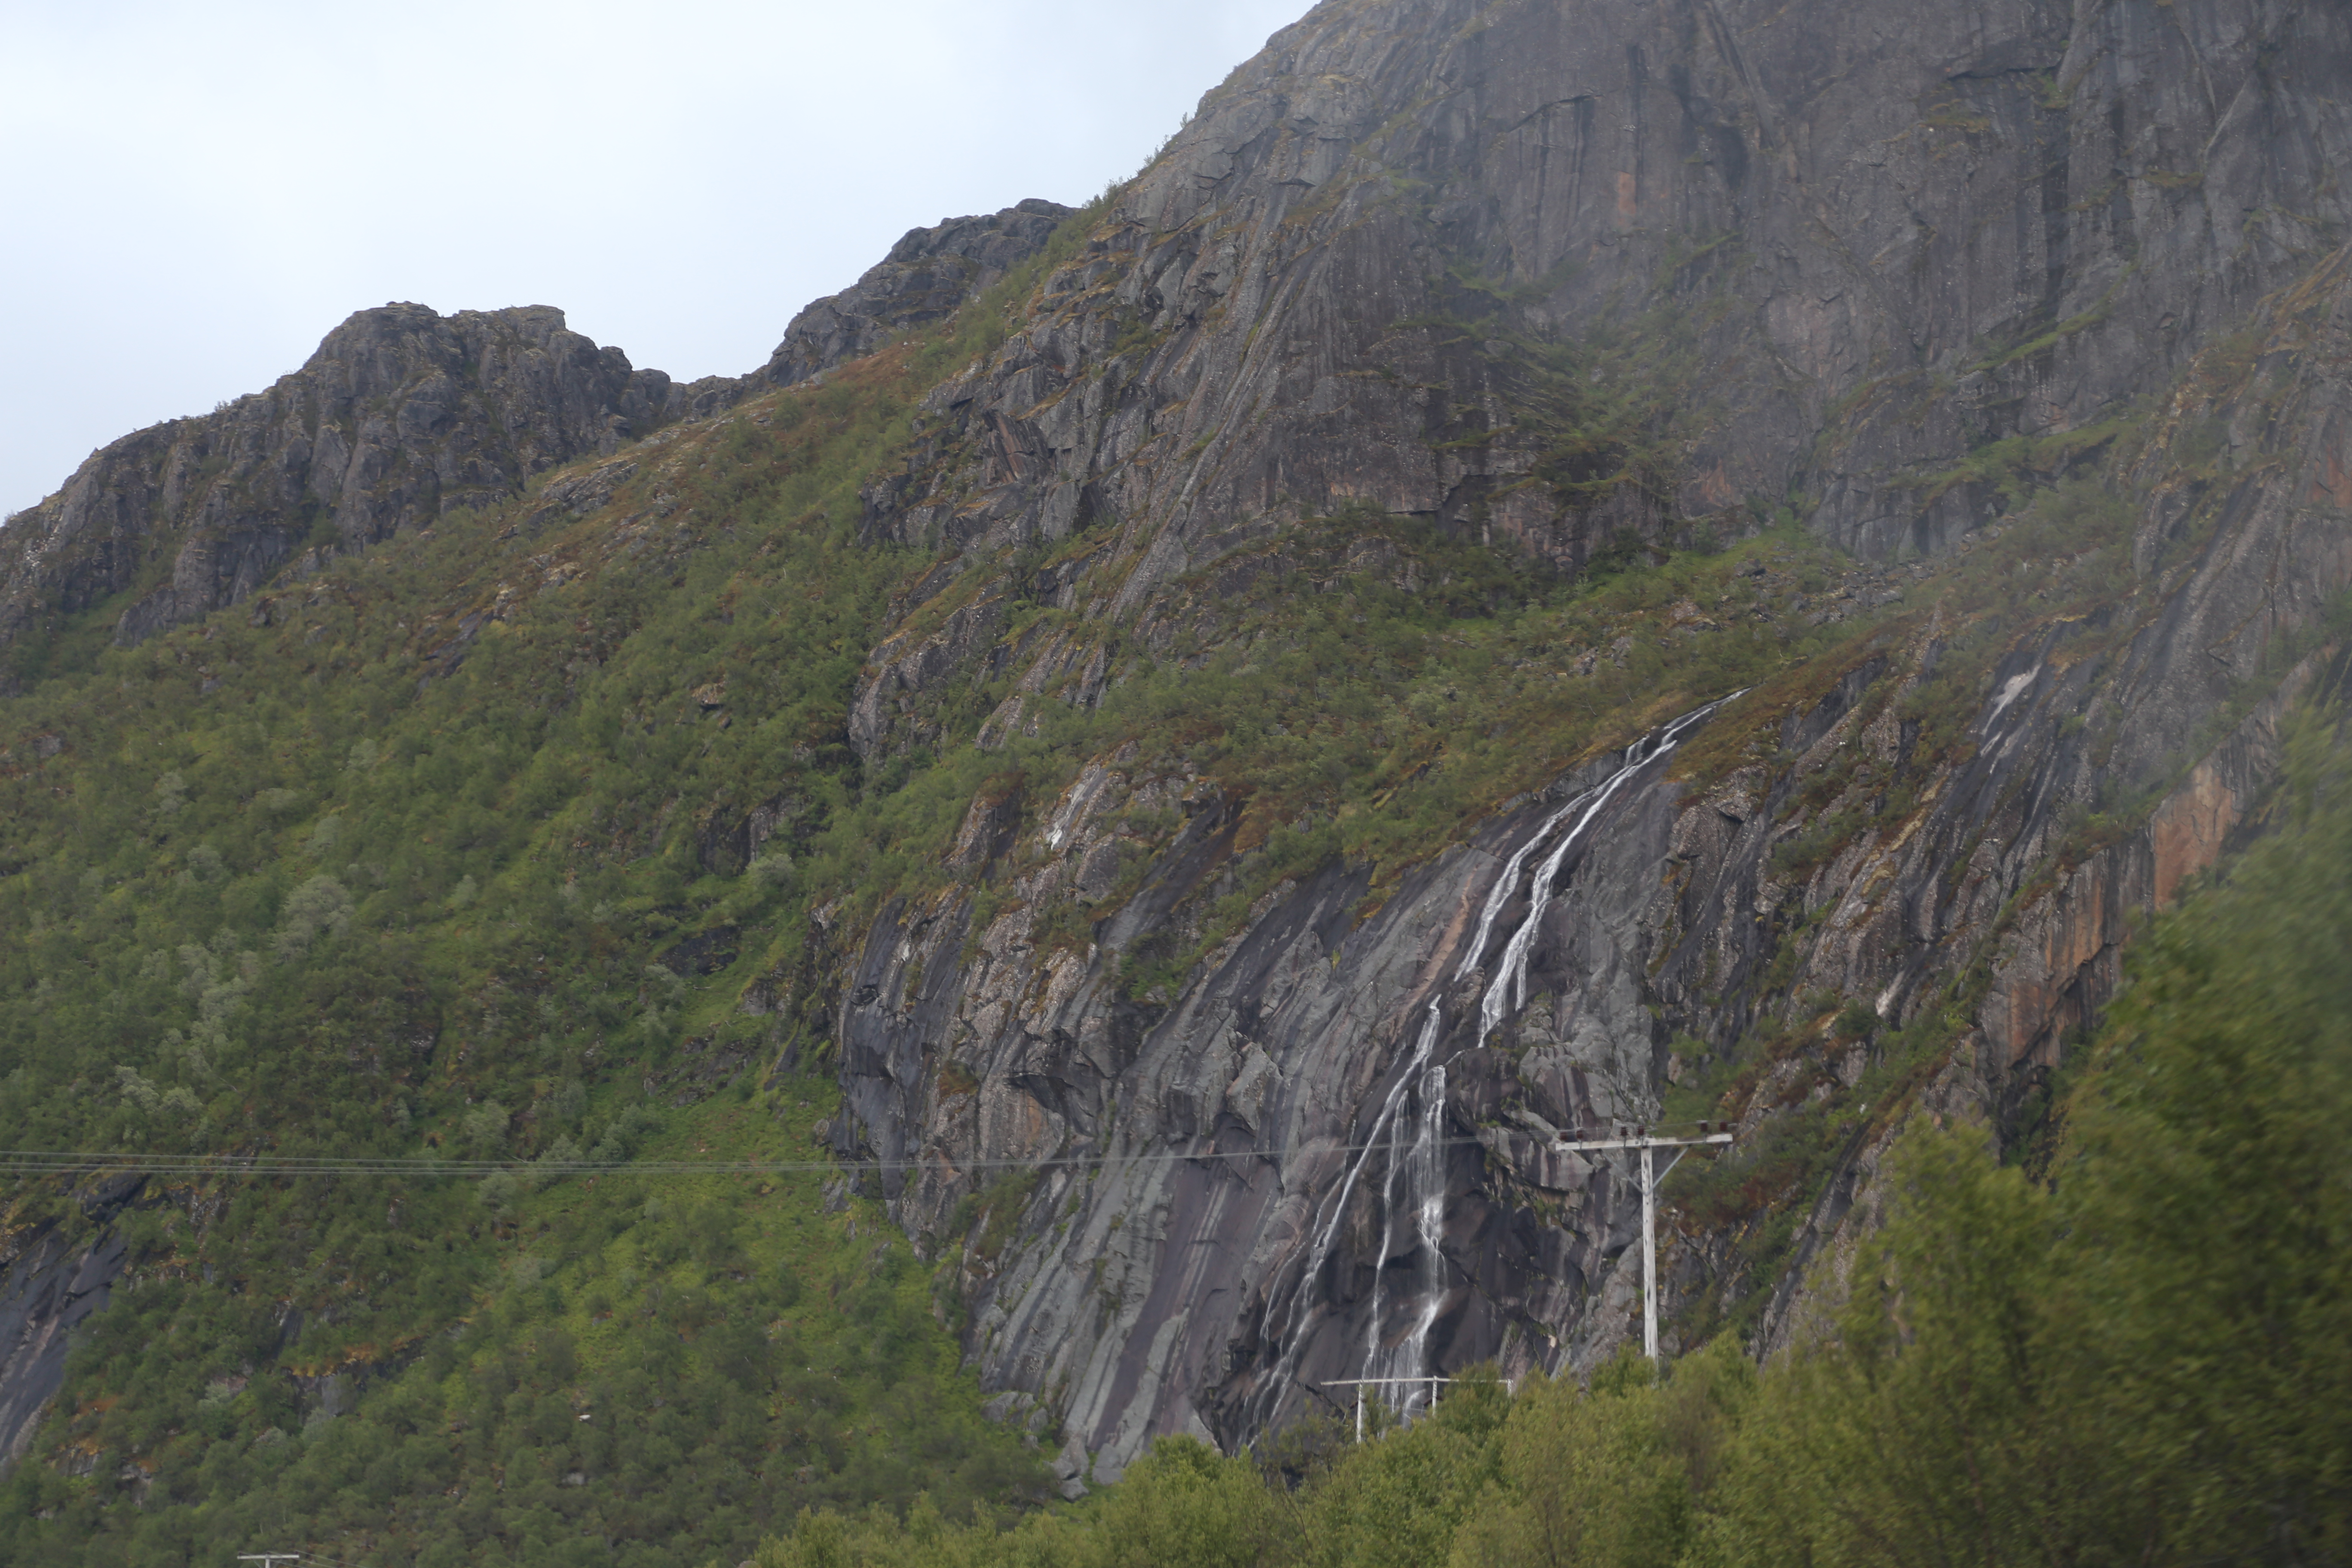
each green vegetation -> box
[736,1355,1751,1568]
[0,237,1101,1563]
[9,1188,1042,1568]
[0,119,2341,1568]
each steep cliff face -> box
[0,1180,138,1473]
[809,0,2352,1484]
[848,0,2349,741]
[57,0,2291,672]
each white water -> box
[1271,697,1734,1424]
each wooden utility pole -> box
[1552,1126,1733,1361]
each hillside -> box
[0,0,2349,1562]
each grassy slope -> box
[0,301,1071,1564]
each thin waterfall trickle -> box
[1262,695,1737,1427]
[1478,697,1724,1040]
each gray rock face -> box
[809,0,2352,1487]
[847,0,2352,753]
[0,303,692,669]
[0,1216,130,1473]
[758,200,1076,391]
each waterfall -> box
[1477,697,1728,1040]
[1267,695,1735,1426]
[1270,781,1599,1370]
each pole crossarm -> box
[1553,1131,1733,1153]
[1549,1129,1735,1362]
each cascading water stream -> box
[1271,783,1596,1370]
[1265,696,1736,1426]
[1478,697,1726,1040]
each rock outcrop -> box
[0,304,692,670]
[757,199,1077,391]
[0,1182,138,1473]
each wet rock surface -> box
[0,1192,136,1473]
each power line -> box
[0,1139,1490,1179]
[0,1124,1739,1181]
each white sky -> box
[0,0,1309,518]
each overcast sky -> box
[0,0,1309,518]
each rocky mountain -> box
[0,304,673,672]
[808,0,2352,1482]
[0,200,1073,683]
[0,0,2347,1550]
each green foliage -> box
[1295,1371,1509,1568]
[1697,1124,2118,1566]
[730,1356,1740,1568]
[0,203,1099,1560]
[1446,1348,1747,1568]
[737,1435,1288,1568]
[1088,1436,1286,1568]
[1830,1001,1877,1040]
[0,1179,1047,1566]
[1702,714,2352,1567]
[2049,708,2352,1562]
